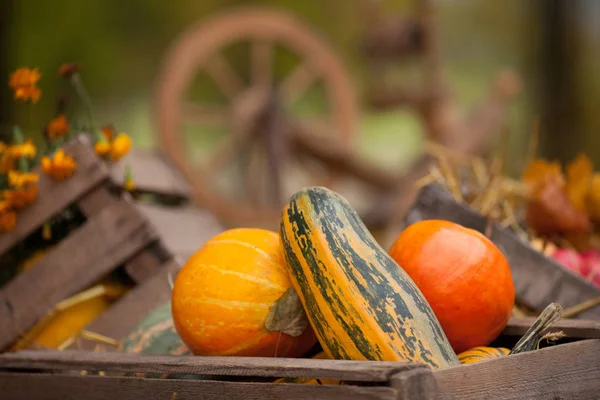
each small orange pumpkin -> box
[457,346,510,364]
[172,228,317,357]
[389,220,515,353]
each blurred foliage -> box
[6,0,597,176]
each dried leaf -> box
[525,175,590,235]
[586,173,600,221]
[521,159,564,188]
[264,288,309,337]
[565,153,593,211]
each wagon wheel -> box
[154,7,358,228]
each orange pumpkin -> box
[388,220,515,353]
[171,228,317,357]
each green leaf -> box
[264,288,309,337]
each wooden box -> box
[404,183,600,320]
[0,135,182,352]
[0,320,598,399]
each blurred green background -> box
[2,0,599,176]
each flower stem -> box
[71,73,100,140]
[13,125,28,173]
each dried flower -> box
[46,115,70,140]
[41,149,76,181]
[9,68,41,103]
[58,63,80,79]
[8,171,39,188]
[10,140,36,159]
[0,201,16,233]
[94,140,111,158]
[110,133,132,161]
[4,185,38,209]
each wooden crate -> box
[0,135,187,352]
[0,324,598,399]
[404,183,600,320]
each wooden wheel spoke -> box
[251,40,272,90]
[182,103,230,126]
[206,134,245,176]
[279,61,318,105]
[204,53,245,100]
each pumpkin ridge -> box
[198,263,288,291]
[184,297,273,310]
[204,239,286,273]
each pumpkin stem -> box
[509,302,563,354]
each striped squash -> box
[279,186,459,369]
[457,346,510,364]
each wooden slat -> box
[135,203,223,261]
[0,200,157,351]
[406,184,600,319]
[110,150,191,199]
[0,351,423,382]
[434,339,600,400]
[0,373,398,400]
[77,186,171,283]
[504,317,600,340]
[0,135,109,254]
[72,260,181,350]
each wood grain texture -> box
[434,339,600,400]
[405,184,600,319]
[0,350,423,382]
[135,203,223,261]
[390,368,438,400]
[0,373,397,400]
[0,135,109,255]
[71,260,181,350]
[0,200,157,351]
[504,317,600,340]
[110,150,191,199]
[77,186,170,283]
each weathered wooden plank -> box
[0,135,109,255]
[405,184,600,319]
[72,260,181,350]
[135,203,223,261]
[391,368,438,400]
[0,351,423,382]
[0,200,157,351]
[0,373,398,400]
[504,317,600,340]
[434,339,600,400]
[110,150,191,199]
[77,186,171,283]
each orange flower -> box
[4,185,37,209]
[8,170,39,188]
[58,63,80,78]
[0,201,16,233]
[94,140,111,158]
[9,68,42,103]
[123,165,134,191]
[110,133,132,161]
[41,149,76,181]
[101,125,115,141]
[46,115,70,140]
[10,140,36,159]
[0,153,13,173]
